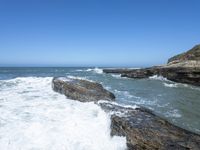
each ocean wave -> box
[113,89,140,99]
[163,83,178,88]
[111,74,121,78]
[149,75,168,81]
[86,67,103,74]
[98,100,138,110]
[67,75,94,82]
[0,77,126,150]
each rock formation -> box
[103,44,200,86]
[99,102,200,150]
[168,44,200,67]
[52,78,200,150]
[52,77,115,102]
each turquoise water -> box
[0,67,200,136]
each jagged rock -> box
[103,44,200,86]
[98,102,200,150]
[52,77,115,102]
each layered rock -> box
[52,77,115,102]
[99,102,200,150]
[103,44,200,86]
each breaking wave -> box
[163,83,178,88]
[86,67,103,74]
[149,75,168,81]
[111,74,121,78]
[0,77,126,150]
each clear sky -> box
[0,0,200,67]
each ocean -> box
[0,67,199,150]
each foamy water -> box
[86,68,103,74]
[163,83,178,88]
[149,75,168,81]
[0,77,126,150]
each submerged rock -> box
[99,102,200,150]
[52,77,115,102]
[103,44,200,86]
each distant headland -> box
[104,44,200,86]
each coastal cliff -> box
[167,44,200,67]
[103,44,200,86]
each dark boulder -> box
[99,102,200,150]
[52,77,115,102]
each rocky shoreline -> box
[103,44,200,86]
[99,102,200,150]
[52,77,200,150]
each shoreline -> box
[52,77,200,149]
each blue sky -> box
[0,0,200,67]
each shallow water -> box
[0,67,200,149]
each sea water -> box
[0,67,200,149]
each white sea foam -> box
[0,77,126,150]
[67,75,94,82]
[56,77,72,82]
[149,75,168,81]
[98,100,138,110]
[111,74,121,78]
[86,67,103,74]
[163,83,178,88]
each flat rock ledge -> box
[99,102,200,150]
[103,67,200,86]
[52,77,115,102]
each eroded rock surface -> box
[99,102,200,150]
[52,77,115,102]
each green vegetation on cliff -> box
[168,44,200,63]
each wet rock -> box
[52,77,115,102]
[103,68,135,74]
[98,102,200,150]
